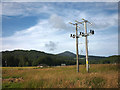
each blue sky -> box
[1,2,118,56]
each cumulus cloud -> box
[2,2,118,32]
[89,14,118,30]
[48,14,74,32]
[66,11,118,31]
[45,41,58,51]
[49,8,118,32]
[49,14,67,29]
[2,16,74,54]
[2,12,118,56]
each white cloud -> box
[48,7,118,31]
[88,33,118,56]
[2,15,75,54]
[48,14,75,32]
[2,14,118,56]
[45,41,58,51]
[2,2,54,16]
[64,10,118,31]
[49,14,67,30]
[1,2,118,56]
[90,14,118,30]
[2,2,118,32]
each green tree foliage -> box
[2,50,120,67]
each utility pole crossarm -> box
[82,18,92,25]
[75,20,84,24]
[69,22,77,25]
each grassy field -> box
[2,64,119,88]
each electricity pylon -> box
[69,22,80,72]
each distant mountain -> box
[57,51,105,60]
[57,51,76,57]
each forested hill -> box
[2,50,119,67]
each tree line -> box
[2,50,119,67]
[2,50,76,67]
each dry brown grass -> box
[2,64,119,88]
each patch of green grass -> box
[2,83,11,88]
[2,76,11,79]
[18,68,23,70]
[2,82,23,88]
[33,67,41,69]
[2,76,21,79]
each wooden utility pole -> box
[69,19,94,73]
[75,24,79,72]
[82,18,94,73]
[75,19,94,73]
[70,22,79,72]
[84,21,89,73]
